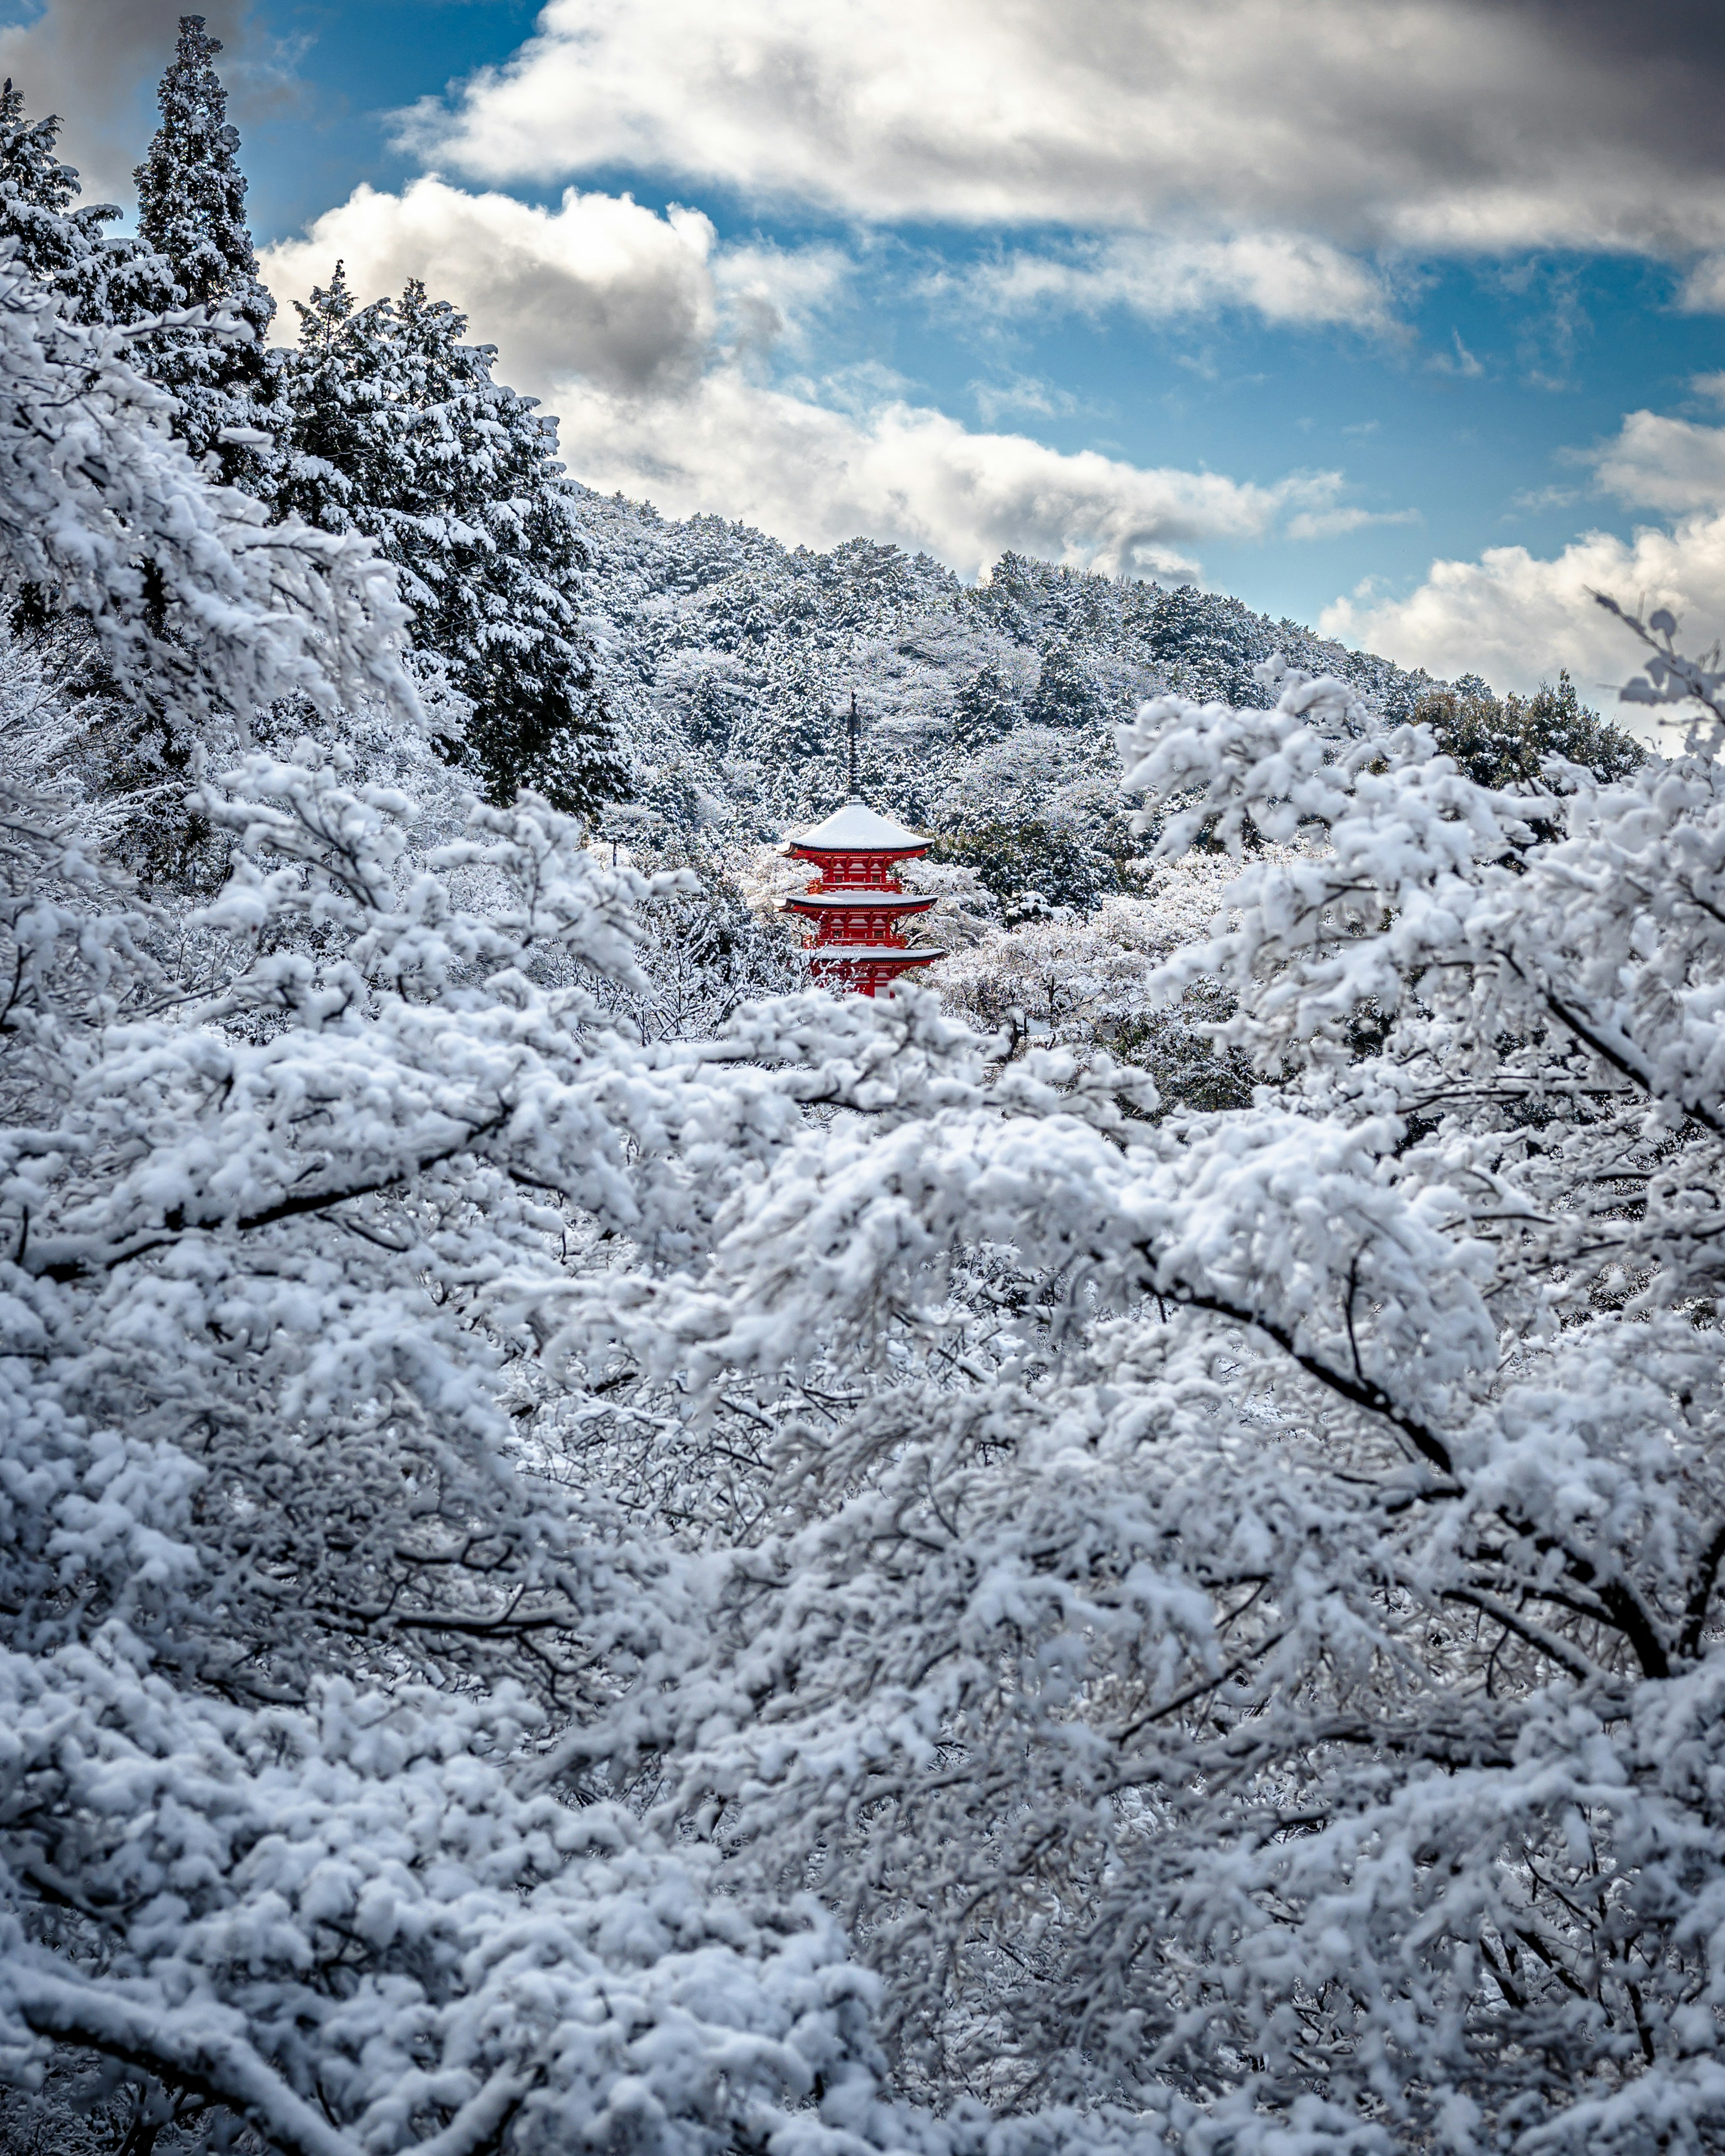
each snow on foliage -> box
[0,250,406,733]
[6,32,1725,2152]
[536,633,1725,2153]
[0,716,1168,2156]
[130,16,288,492]
[13,539,1725,2152]
[575,502,1444,861]
[280,265,632,816]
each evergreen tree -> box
[1144,581,1260,700]
[1026,632,1108,728]
[276,262,386,518]
[1415,667,1643,788]
[951,661,1019,748]
[973,548,1044,643]
[0,79,171,326]
[132,15,284,488]
[282,272,632,815]
[0,79,99,292]
[929,811,1115,918]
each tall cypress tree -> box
[132,15,285,490]
[281,273,632,816]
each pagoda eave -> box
[783,893,936,915]
[785,842,930,867]
[809,946,943,965]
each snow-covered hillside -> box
[578,490,1444,853]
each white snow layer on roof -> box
[791,800,928,850]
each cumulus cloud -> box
[547,368,1337,578]
[1588,409,1725,515]
[398,0,1725,257]
[0,0,266,203]
[261,177,718,396]
[262,172,1353,579]
[1322,515,1725,698]
[1319,398,1725,694]
[946,234,1398,333]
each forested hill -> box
[576,488,1446,856]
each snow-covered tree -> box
[0,78,172,331]
[951,661,1020,748]
[282,271,632,817]
[0,742,920,2156]
[0,78,105,292]
[17,87,1725,2137]
[0,251,400,731]
[933,870,1254,1104]
[131,15,285,488]
[1415,666,1644,789]
[547,622,1725,2153]
[1026,632,1112,729]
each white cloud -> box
[1588,410,1725,516]
[549,368,1333,578]
[1284,505,1420,542]
[263,174,1352,582]
[1320,517,1725,698]
[1680,257,1725,312]
[1319,400,1725,695]
[260,177,718,397]
[968,375,1089,424]
[709,240,852,359]
[1426,328,1484,378]
[397,0,1725,257]
[946,233,1397,333]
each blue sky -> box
[6,0,1725,694]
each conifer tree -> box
[1144,580,1257,699]
[132,15,285,489]
[952,661,1019,747]
[0,79,98,292]
[281,271,632,815]
[1026,632,1108,728]
[0,79,171,326]
[1413,666,1644,788]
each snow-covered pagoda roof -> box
[788,800,928,853]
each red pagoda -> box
[782,702,942,997]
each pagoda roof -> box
[784,891,934,910]
[788,800,929,853]
[808,945,944,963]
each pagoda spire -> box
[847,691,861,799]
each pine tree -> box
[132,15,285,489]
[1144,581,1259,700]
[1414,666,1644,788]
[281,273,632,815]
